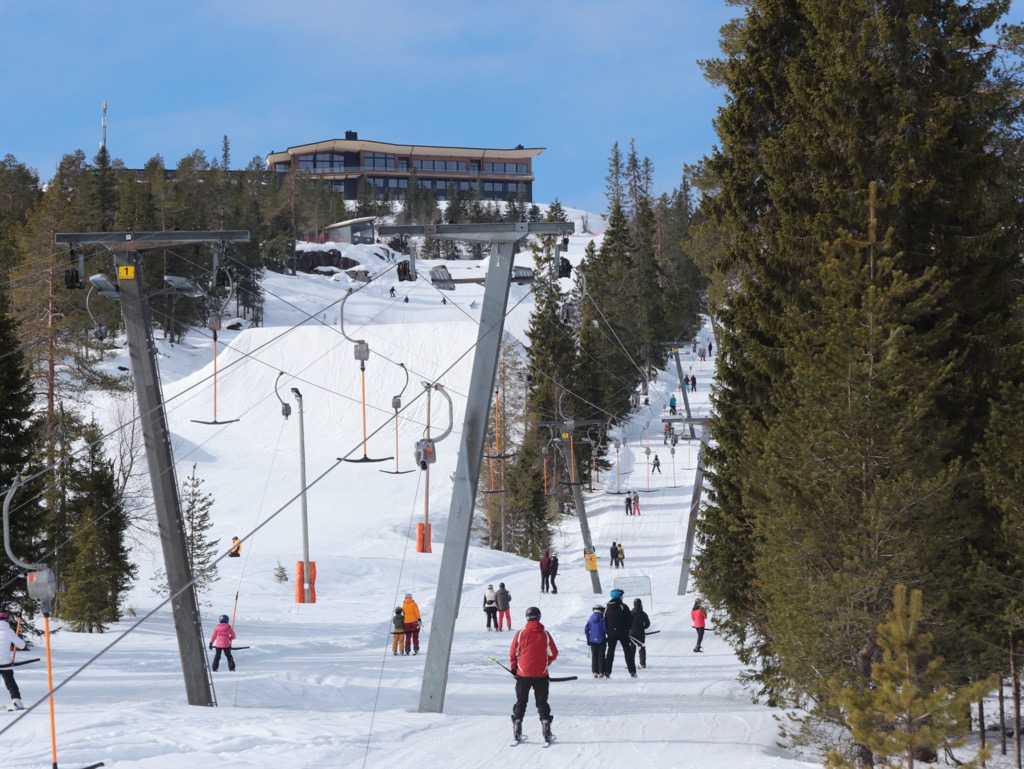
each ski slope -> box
[4,220,823,769]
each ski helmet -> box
[610,588,624,599]
[525,606,541,621]
[592,605,605,613]
[219,615,229,623]
[405,593,413,599]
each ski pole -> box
[488,657,578,682]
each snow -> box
[5,209,818,768]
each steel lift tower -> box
[55,230,249,707]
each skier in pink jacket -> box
[209,615,237,672]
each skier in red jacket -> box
[509,606,559,743]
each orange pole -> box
[44,614,58,768]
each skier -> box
[690,374,697,392]
[584,605,607,678]
[0,612,26,710]
[630,598,652,669]
[652,455,661,474]
[548,555,559,594]
[208,614,236,672]
[610,542,618,568]
[389,286,396,298]
[510,606,559,744]
[403,593,422,655]
[632,491,641,516]
[495,582,512,631]
[617,542,625,568]
[692,600,707,652]
[625,494,632,515]
[228,537,241,557]
[603,589,637,678]
[663,423,670,444]
[668,394,677,415]
[483,584,499,631]
[391,606,405,655]
[708,341,713,356]
[539,549,551,594]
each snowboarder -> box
[0,612,26,710]
[495,583,512,631]
[652,455,661,474]
[208,614,236,672]
[539,549,552,594]
[669,394,677,415]
[510,606,559,744]
[389,286,396,298]
[391,606,405,655]
[603,589,637,678]
[585,605,607,678]
[548,555,559,594]
[610,542,618,568]
[631,598,652,669]
[483,584,499,631]
[617,542,625,568]
[228,537,241,557]
[403,593,422,655]
[692,600,707,652]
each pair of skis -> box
[489,657,569,746]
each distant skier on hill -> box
[391,606,405,655]
[495,583,512,631]
[483,584,499,631]
[403,593,422,655]
[692,600,707,653]
[610,542,619,568]
[539,550,552,594]
[548,555,559,594]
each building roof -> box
[267,137,544,166]
[324,216,376,230]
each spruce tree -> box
[59,422,136,632]
[154,465,219,603]
[0,293,45,617]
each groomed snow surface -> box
[2,220,965,768]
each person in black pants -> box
[610,542,618,568]
[603,589,637,678]
[548,555,559,594]
[630,598,651,669]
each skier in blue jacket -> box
[584,605,607,678]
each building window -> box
[365,152,395,170]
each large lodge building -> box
[265,131,542,203]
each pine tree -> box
[154,465,219,603]
[826,585,995,769]
[59,422,136,632]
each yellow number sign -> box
[117,265,135,280]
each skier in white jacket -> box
[0,612,27,710]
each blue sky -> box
[1,1,1020,216]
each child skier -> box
[208,614,236,672]
[585,605,607,678]
[631,598,652,669]
[391,607,405,655]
